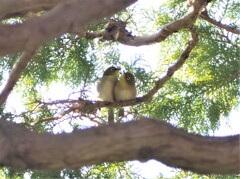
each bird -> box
[97,66,121,102]
[97,66,121,124]
[114,72,137,117]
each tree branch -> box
[0,118,239,174]
[142,28,199,101]
[0,0,137,56]
[0,0,66,20]
[0,49,37,105]
[200,10,240,35]
[84,0,206,46]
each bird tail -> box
[118,108,124,118]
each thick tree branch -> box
[0,49,37,105]
[0,118,239,174]
[0,0,66,20]
[200,10,240,35]
[0,0,137,56]
[84,0,206,46]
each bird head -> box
[103,66,121,78]
[120,72,135,86]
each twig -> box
[200,10,240,35]
[35,99,80,105]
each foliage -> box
[0,0,239,178]
[134,0,240,133]
[157,170,240,179]
[0,168,24,179]
[0,163,139,179]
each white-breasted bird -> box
[97,66,121,124]
[97,66,121,102]
[114,72,136,117]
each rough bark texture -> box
[0,118,239,174]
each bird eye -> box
[110,67,115,71]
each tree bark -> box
[0,118,239,174]
[0,0,66,20]
[0,0,137,56]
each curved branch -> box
[0,0,137,56]
[200,10,240,35]
[142,28,199,100]
[84,0,206,46]
[0,49,37,105]
[0,118,239,174]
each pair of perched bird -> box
[97,66,136,123]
